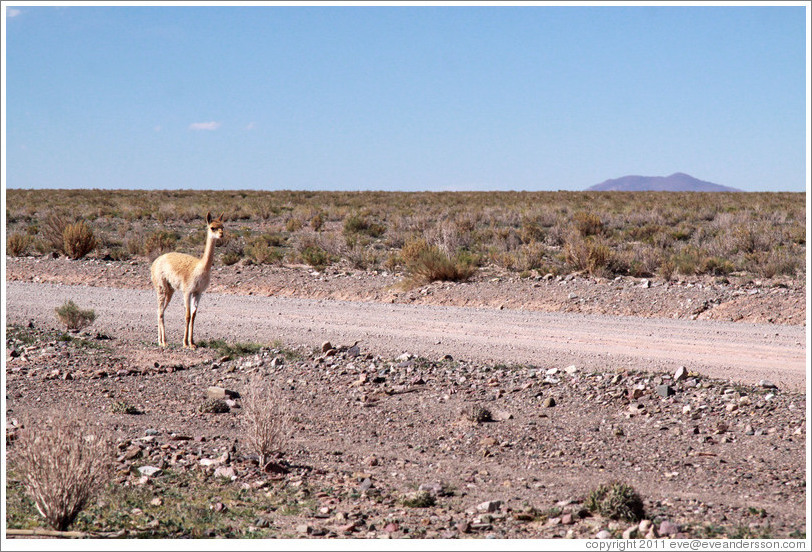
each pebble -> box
[596,530,611,539]
[673,366,688,382]
[542,397,556,408]
[759,380,778,389]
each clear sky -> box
[2,2,808,192]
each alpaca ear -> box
[206,212,212,224]
[219,212,225,222]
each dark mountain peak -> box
[587,173,742,192]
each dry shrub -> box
[41,211,72,254]
[402,238,475,285]
[142,230,178,259]
[285,217,304,233]
[62,220,97,259]
[516,242,548,272]
[310,212,325,231]
[573,211,604,237]
[563,234,618,277]
[246,235,285,265]
[7,232,32,256]
[10,408,111,531]
[424,217,474,256]
[242,378,292,468]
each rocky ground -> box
[3,255,808,540]
[4,322,807,540]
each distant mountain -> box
[587,173,742,192]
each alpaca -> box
[150,212,224,348]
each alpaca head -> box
[206,212,225,241]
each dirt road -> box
[6,282,806,390]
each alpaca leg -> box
[182,293,192,348]
[188,293,201,349]
[157,285,174,347]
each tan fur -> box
[150,212,224,348]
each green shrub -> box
[401,490,436,508]
[301,245,330,270]
[586,481,645,522]
[343,213,386,239]
[62,221,97,259]
[54,300,97,331]
[199,399,230,414]
[111,401,142,415]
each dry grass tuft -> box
[10,408,112,531]
[7,232,32,257]
[242,378,292,468]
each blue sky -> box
[2,2,808,192]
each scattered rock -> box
[206,386,239,400]
[759,380,778,389]
[622,525,638,539]
[137,466,162,477]
[476,500,502,513]
[674,366,688,382]
[656,384,675,398]
[658,520,680,536]
[543,397,556,407]
[214,466,236,480]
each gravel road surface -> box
[5,282,806,390]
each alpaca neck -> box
[199,234,216,271]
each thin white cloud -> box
[189,121,221,131]
[245,122,256,131]
[7,8,22,17]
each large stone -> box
[674,366,688,382]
